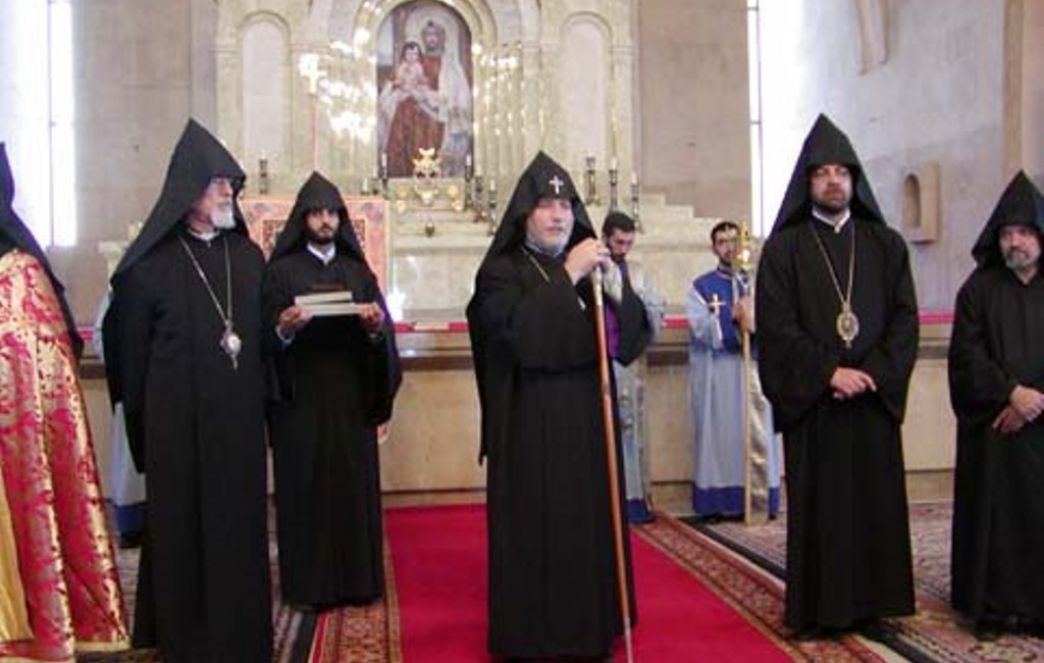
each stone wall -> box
[759,0,1014,311]
[636,0,752,220]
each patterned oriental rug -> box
[88,505,889,662]
[695,502,1044,663]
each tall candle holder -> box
[472,174,485,223]
[584,155,599,206]
[464,154,475,211]
[608,158,619,212]
[630,172,643,232]
[487,177,498,236]
[258,156,269,195]
[379,152,389,199]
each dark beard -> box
[811,200,850,217]
[305,228,336,246]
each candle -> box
[610,156,618,172]
[380,152,388,169]
[631,171,638,186]
[489,178,497,193]
[465,153,472,168]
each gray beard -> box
[211,206,235,229]
[525,233,566,258]
[1003,250,1037,271]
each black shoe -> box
[857,619,889,642]
[789,625,825,641]
[118,531,143,549]
[974,619,1003,641]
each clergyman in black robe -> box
[466,152,642,659]
[756,115,918,637]
[948,171,1044,638]
[263,172,401,609]
[102,119,272,662]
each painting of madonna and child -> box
[376,0,474,178]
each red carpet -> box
[385,504,791,662]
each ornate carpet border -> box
[695,506,1044,663]
[306,534,401,663]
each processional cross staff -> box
[734,220,770,526]
[589,215,636,663]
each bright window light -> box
[50,0,77,247]
[747,1,765,235]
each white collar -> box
[812,207,851,233]
[185,226,221,243]
[307,242,337,265]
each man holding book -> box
[263,172,402,610]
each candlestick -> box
[584,155,598,206]
[379,153,389,198]
[258,155,269,195]
[630,173,642,233]
[487,177,498,236]
[473,174,485,223]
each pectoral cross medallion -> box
[220,323,242,370]
[836,302,860,349]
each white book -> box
[295,290,353,306]
[300,302,366,317]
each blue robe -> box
[687,268,780,517]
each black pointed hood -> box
[269,172,366,264]
[971,171,1044,268]
[0,143,83,358]
[112,119,247,278]
[771,114,886,234]
[479,151,594,264]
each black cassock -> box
[113,231,272,661]
[263,250,400,607]
[948,173,1044,624]
[105,120,272,662]
[468,248,642,658]
[758,217,918,630]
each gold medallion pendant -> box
[836,302,860,349]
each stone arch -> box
[323,0,536,47]
[555,12,613,166]
[240,13,292,169]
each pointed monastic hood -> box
[971,171,1044,268]
[0,143,83,358]
[479,151,594,264]
[771,114,886,234]
[269,172,366,264]
[112,119,247,278]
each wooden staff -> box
[591,266,635,663]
